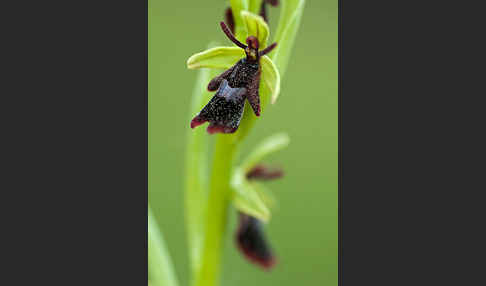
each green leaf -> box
[231,168,271,222]
[187,47,244,70]
[241,10,269,48]
[241,132,290,172]
[148,206,179,286]
[272,0,306,77]
[260,55,281,104]
[230,0,250,41]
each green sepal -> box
[260,55,281,104]
[187,47,244,70]
[231,168,271,222]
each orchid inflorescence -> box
[190,21,277,134]
[187,2,283,269]
[182,0,305,284]
[148,1,305,286]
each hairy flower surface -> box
[236,212,276,270]
[191,79,246,133]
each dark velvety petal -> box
[246,69,261,116]
[246,164,283,181]
[235,213,276,270]
[191,79,246,134]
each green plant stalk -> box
[194,135,237,286]
[148,205,179,286]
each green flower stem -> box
[194,135,238,286]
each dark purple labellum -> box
[191,79,246,134]
[236,213,276,270]
[190,22,277,134]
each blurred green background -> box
[149,1,337,285]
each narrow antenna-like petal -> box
[224,7,235,34]
[220,21,247,49]
[246,165,284,181]
[258,42,277,57]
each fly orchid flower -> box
[187,12,281,134]
[229,133,289,270]
[190,21,277,134]
[235,164,283,270]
